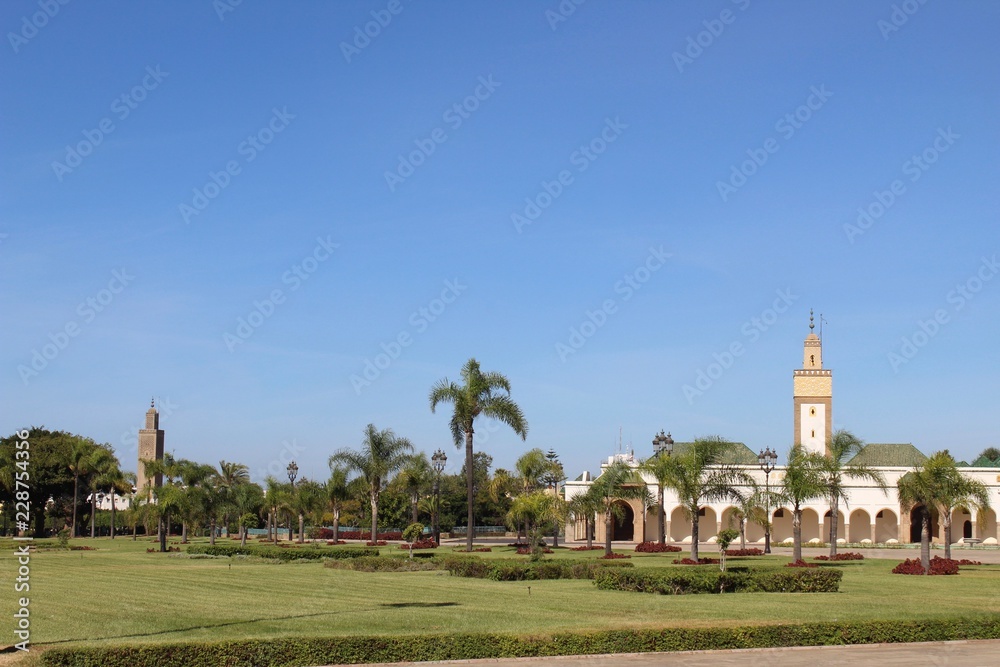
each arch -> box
[874,508,898,543]
[800,508,820,542]
[978,508,998,541]
[909,505,939,544]
[951,506,972,543]
[720,506,740,533]
[699,506,718,541]
[771,507,793,542]
[822,509,846,543]
[669,507,689,542]
[611,500,634,541]
[641,505,658,542]
[848,509,871,543]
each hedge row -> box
[40,618,1000,666]
[186,544,378,561]
[324,556,439,572]
[592,566,842,594]
[443,557,633,581]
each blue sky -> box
[2,1,998,482]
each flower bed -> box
[366,540,388,547]
[814,552,864,561]
[339,531,403,541]
[672,557,719,565]
[892,556,962,575]
[600,553,631,559]
[325,540,347,545]
[398,540,438,550]
[516,547,553,555]
[570,546,604,551]
[725,548,764,556]
[786,559,818,568]
[594,567,842,594]
[635,542,681,553]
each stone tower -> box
[136,398,165,498]
[793,310,831,455]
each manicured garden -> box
[2,537,998,666]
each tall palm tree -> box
[217,460,250,533]
[656,437,755,561]
[729,486,769,551]
[92,461,132,539]
[87,447,117,538]
[66,438,97,538]
[429,358,528,551]
[396,453,433,525]
[505,491,567,559]
[326,466,351,542]
[329,423,414,541]
[819,430,888,556]
[568,486,602,549]
[176,460,215,544]
[589,461,648,557]
[264,476,285,542]
[780,445,827,562]
[231,482,265,546]
[935,458,991,560]
[639,454,672,545]
[292,479,324,543]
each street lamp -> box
[757,447,777,554]
[286,461,298,486]
[651,430,674,545]
[431,449,447,545]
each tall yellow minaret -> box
[793,310,831,455]
[137,398,165,499]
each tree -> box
[639,454,672,545]
[429,358,528,551]
[402,522,425,559]
[543,449,566,547]
[292,479,324,543]
[326,466,350,542]
[717,528,740,572]
[780,445,827,563]
[589,461,648,557]
[729,487,769,551]
[92,459,133,539]
[505,491,566,560]
[65,438,98,538]
[656,437,755,561]
[818,430,888,556]
[568,486,602,549]
[264,476,285,543]
[977,447,1000,463]
[396,453,433,525]
[86,446,118,538]
[330,424,414,540]
[231,482,264,546]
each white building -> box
[564,315,1000,547]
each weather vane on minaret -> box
[809,309,814,332]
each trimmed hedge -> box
[593,567,842,594]
[40,618,1000,666]
[324,556,439,572]
[443,557,633,581]
[186,544,378,561]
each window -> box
[774,509,784,518]
[811,429,815,438]
[698,508,706,516]
[810,407,816,417]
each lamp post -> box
[431,449,447,545]
[285,461,298,542]
[652,430,674,545]
[757,447,777,554]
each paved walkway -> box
[349,639,1000,666]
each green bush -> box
[442,558,633,581]
[186,544,377,561]
[593,566,842,594]
[40,618,1000,666]
[323,556,438,572]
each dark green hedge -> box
[185,544,378,561]
[442,557,634,581]
[592,566,842,594]
[40,618,1000,666]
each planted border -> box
[40,618,1000,666]
[186,544,378,561]
[442,557,633,581]
[593,567,842,594]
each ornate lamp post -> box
[757,447,777,554]
[652,430,674,544]
[286,461,298,486]
[431,449,447,545]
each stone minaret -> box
[793,310,832,455]
[136,398,165,498]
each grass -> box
[2,537,999,663]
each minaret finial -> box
[150,396,155,409]
[809,309,814,332]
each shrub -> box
[957,558,982,566]
[402,523,425,544]
[472,547,493,552]
[892,556,961,576]
[516,547,552,555]
[443,558,633,581]
[38,618,1000,666]
[186,544,377,561]
[672,557,719,565]
[399,540,437,550]
[635,542,681,553]
[725,548,764,556]
[593,567,842,595]
[600,553,631,559]
[570,545,604,551]
[325,540,346,546]
[366,540,388,547]
[786,560,818,568]
[814,552,864,561]
[338,531,403,541]
[324,556,439,572]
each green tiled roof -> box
[668,441,759,465]
[970,455,1000,467]
[847,443,927,467]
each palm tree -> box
[176,460,215,544]
[639,454,672,545]
[216,460,250,533]
[396,453,433,525]
[568,486,602,549]
[656,437,755,561]
[264,476,285,542]
[330,424,414,541]
[589,461,648,557]
[505,491,567,559]
[729,486,769,551]
[231,482,265,546]
[92,461,133,539]
[429,358,528,551]
[66,438,97,538]
[87,447,117,538]
[326,467,351,542]
[818,430,888,556]
[292,479,324,542]
[780,445,827,562]
[936,465,991,560]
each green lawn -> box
[3,537,999,661]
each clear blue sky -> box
[3,1,998,482]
